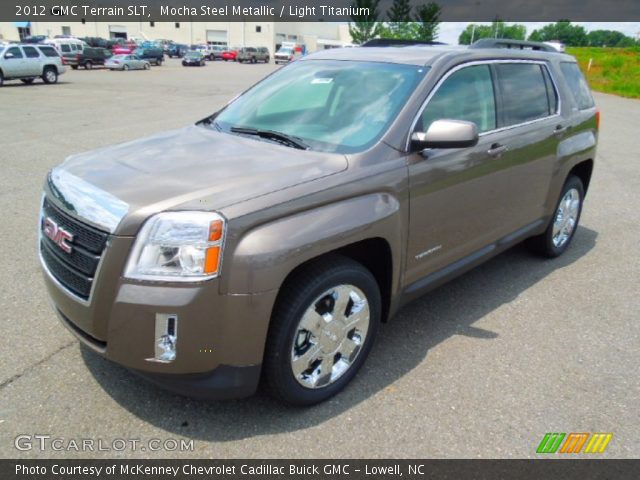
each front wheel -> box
[527,175,584,257]
[143,63,150,70]
[263,256,380,405]
[123,64,130,71]
[84,61,93,70]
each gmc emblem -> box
[43,217,74,254]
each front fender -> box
[224,193,403,294]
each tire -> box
[123,64,130,71]
[0,70,4,87]
[182,62,187,67]
[265,57,270,63]
[42,67,58,84]
[71,65,78,70]
[527,175,584,258]
[143,63,150,70]
[84,61,93,70]
[21,78,35,84]
[252,57,257,64]
[156,58,162,66]
[263,255,381,406]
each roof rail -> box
[362,38,447,47]
[469,38,557,52]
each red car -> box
[112,43,137,55]
[222,48,239,61]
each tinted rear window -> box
[560,62,595,110]
[496,63,553,126]
[60,44,71,53]
[38,46,59,57]
[23,46,40,58]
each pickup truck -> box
[39,41,598,405]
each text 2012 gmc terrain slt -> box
[40,40,598,405]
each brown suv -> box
[39,40,598,405]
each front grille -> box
[40,197,109,300]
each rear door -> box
[21,45,42,76]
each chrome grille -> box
[40,197,109,300]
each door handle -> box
[554,125,569,136]
[487,143,508,157]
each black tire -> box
[182,61,187,67]
[527,175,584,258]
[21,78,35,84]
[263,255,381,406]
[84,61,93,70]
[123,64,130,71]
[143,63,150,70]
[156,58,162,66]
[252,57,257,64]
[42,67,58,84]
[0,70,4,87]
[265,56,270,63]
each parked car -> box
[105,54,150,71]
[182,51,206,67]
[222,47,239,61]
[167,43,189,58]
[112,42,137,55]
[237,47,270,64]
[274,46,297,64]
[39,40,598,405]
[133,47,164,66]
[0,44,66,86]
[206,45,225,61]
[63,47,112,69]
[44,38,87,55]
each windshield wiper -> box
[230,127,309,150]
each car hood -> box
[46,125,348,235]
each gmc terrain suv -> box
[40,40,598,405]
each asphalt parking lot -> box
[0,57,638,458]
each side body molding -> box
[225,193,403,295]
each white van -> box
[44,38,87,56]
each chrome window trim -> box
[38,195,108,306]
[406,59,562,151]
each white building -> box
[0,21,353,53]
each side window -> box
[60,44,71,53]
[23,46,40,58]
[38,47,59,58]
[560,62,595,110]
[541,66,558,114]
[495,63,551,126]
[6,47,24,59]
[419,64,496,133]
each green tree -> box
[458,21,525,45]
[587,29,636,47]
[528,21,588,47]
[413,2,442,42]
[386,0,413,39]
[348,0,383,44]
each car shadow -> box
[81,226,597,441]
[1,81,69,88]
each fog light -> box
[147,314,178,363]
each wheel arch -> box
[568,159,594,195]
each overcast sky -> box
[437,22,640,44]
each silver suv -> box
[0,44,66,86]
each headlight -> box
[125,211,226,282]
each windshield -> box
[186,52,200,58]
[214,60,428,153]
[278,48,293,55]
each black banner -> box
[3,0,640,22]
[3,459,640,480]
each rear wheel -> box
[527,175,584,257]
[123,64,130,71]
[84,61,93,70]
[143,63,150,70]
[42,67,58,84]
[264,256,380,405]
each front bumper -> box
[41,234,278,399]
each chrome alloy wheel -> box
[552,188,581,248]
[45,70,56,82]
[291,284,370,389]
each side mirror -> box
[4,52,14,59]
[411,119,479,151]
